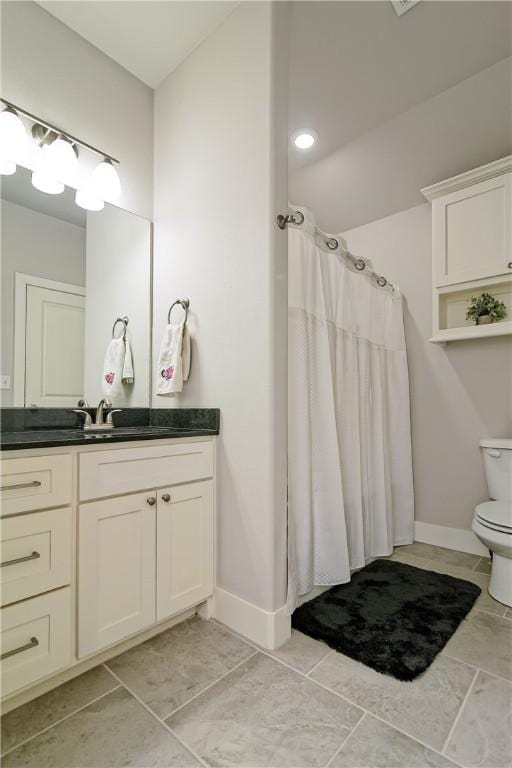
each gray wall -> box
[343,203,512,532]
[1,200,86,406]
[289,57,512,233]
[1,1,153,220]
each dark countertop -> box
[0,426,218,451]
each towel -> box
[156,322,190,395]
[102,338,134,398]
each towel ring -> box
[168,299,190,325]
[112,316,129,340]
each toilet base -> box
[488,553,512,607]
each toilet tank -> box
[480,439,512,501]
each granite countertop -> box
[0,408,220,451]
[0,427,218,451]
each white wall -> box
[153,2,289,613]
[1,1,153,219]
[343,204,512,532]
[1,199,86,405]
[84,206,151,407]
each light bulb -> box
[91,158,121,202]
[0,157,16,175]
[292,131,317,150]
[0,108,29,163]
[31,145,64,195]
[75,186,104,212]
[46,136,79,186]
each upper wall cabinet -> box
[422,156,512,343]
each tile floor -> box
[1,543,511,768]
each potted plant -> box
[466,292,507,325]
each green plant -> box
[466,292,507,323]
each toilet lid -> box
[475,501,512,531]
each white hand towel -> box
[122,339,134,384]
[156,322,188,395]
[102,338,134,398]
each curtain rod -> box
[0,98,120,165]
[277,210,397,291]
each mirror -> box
[1,166,151,408]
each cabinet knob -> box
[508,262,512,269]
[146,496,157,506]
[161,493,171,502]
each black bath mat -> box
[292,559,481,681]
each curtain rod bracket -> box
[277,210,304,230]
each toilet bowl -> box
[472,439,512,607]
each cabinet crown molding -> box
[421,155,512,201]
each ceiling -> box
[289,1,512,170]
[36,1,237,88]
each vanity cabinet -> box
[78,479,214,657]
[1,435,216,707]
[78,492,157,657]
[156,480,214,621]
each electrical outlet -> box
[0,375,11,390]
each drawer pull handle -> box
[0,480,42,492]
[146,497,157,506]
[1,636,39,661]
[161,494,171,502]
[1,551,41,568]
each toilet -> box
[472,438,512,607]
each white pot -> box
[476,315,493,325]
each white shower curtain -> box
[287,207,414,611]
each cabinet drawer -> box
[79,441,214,500]
[0,454,72,517]
[0,508,72,606]
[1,587,72,698]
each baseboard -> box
[414,521,488,557]
[213,587,291,650]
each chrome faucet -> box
[73,399,122,431]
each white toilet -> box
[472,438,512,607]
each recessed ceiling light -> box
[292,130,317,150]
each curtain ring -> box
[326,238,338,250]
[355,259,366,271]
[376,276,387,287]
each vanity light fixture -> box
[31,144,65,195]
[292,130,317,150]
[0,106,29,172]
[75,186,104,212]
[90,158,122,203]
[0,98,122,206]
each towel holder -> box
[112,316,129,340]
[168,299,190,325]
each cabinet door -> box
[157,480,214,621]
[433,173,511,286]
[78,492,156,657]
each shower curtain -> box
[287,207,414,611]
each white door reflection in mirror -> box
[25,283,85,407]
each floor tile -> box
[444,671,512,767]
[310,650,475,751]
[443,611,512,681]
[168,652,363,767]
[106,616,255,718]
[1,666,118,755]
[2,687,199,767]
[397,542,480,569]
[424,560,506,617]
[474,557,492,575]
[332,713,457,768]
[380,550,431,569]
[267,629,330,674]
